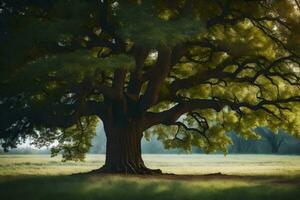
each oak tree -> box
[1,0,300,174]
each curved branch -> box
[144,95,300,130]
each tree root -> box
[87,163,162,175]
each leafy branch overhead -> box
[0,0,300,162]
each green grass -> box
[1,154,300,176]
[0,154,300,200]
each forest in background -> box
[2,124,300,155]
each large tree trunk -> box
[96,120,161,174]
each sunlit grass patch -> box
[1,154,300,176]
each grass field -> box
[0,154,300,200]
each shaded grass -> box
[0,174,299,200]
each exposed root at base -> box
[81,164,163,175]
[71,169,229,178]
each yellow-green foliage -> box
[116,1,205,46]
[50,116,99,161]
[27,50,134,82]
[210,22,276,59]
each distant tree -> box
[275,133,300,154]
[1,1,300,174]
[229,132,258,153]
[256,127,285,153]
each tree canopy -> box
[0,0,300,165]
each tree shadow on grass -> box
[0,174,299,200]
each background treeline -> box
[1,126,300,154]
[88,126,300,155]
[227,128,300,154]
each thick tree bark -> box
[96,119,161,174]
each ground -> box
[0,154,300,200]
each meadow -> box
[0,154,300,200]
